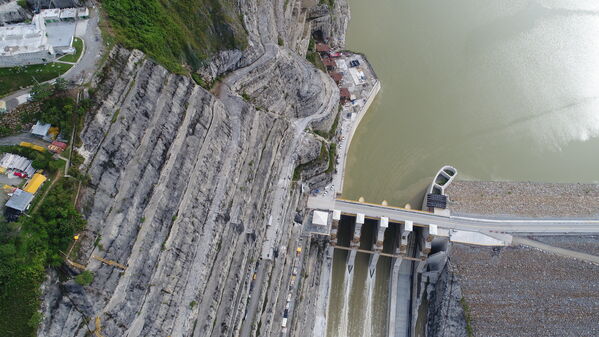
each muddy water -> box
[343,0,599,207]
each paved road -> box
[2,6,103,109]
[0,132,49,146]
[512,237,599,264]
[310,199,599,234]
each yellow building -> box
[24,173,47,194]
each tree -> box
[53,78,68,92]
[29,83,53,102]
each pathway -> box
[512,237,599,264]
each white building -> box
[0,15,54,67]
[0,7,88,67]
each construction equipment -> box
[93,255,127,270]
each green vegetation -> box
[306,38,326,73]
[314,111,340,139]
[0,63,72,97]
[0,89,90,337]
[29,81,88,137]
[320,0,335,8]
[0,178,86,337]
[189,300,197,308]
[16,0,29,9]
[306,51,326,73]
[59,38,84,63]
[460,297,474,337]
[103,0,248,73]
[75,270,94,286]
[293,141,327,181]
[326,142,337,174]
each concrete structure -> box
[312,210,329,226]
[0,15,54,67]
[0,8,87,66]
[308,198,599,234]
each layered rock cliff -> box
[37,0,347,336]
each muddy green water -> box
[329,1,599,336]
[343,0,599,207]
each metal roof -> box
[5,189,34,212]
[31,120,51,136]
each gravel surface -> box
[446,181,599,218]
[450,243,599,337]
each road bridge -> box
[308,197,599,234]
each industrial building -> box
[0,7,88,67]
[0,153,35,178]
[0,14,54,67]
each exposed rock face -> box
[38,6,341,336]
[198,0,350,81]
[426,261,468,337]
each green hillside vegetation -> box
[103,0,248,73]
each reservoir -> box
[328,1,599,337]
[343,0,599,207]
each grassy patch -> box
[75,270,94,286]
[313,110,340,140]
[0,63,72,98]
[0,90,90,337]
[326,142,336,174]
[59,38,84,63]
[306,51,326,73]
[293,141,327,181]
[460,297,474,337]
[0,178,86,337]
[102,0,248,73]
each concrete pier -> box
[347,249,357,273]
[351,213,365,248]
[375,216,389,252]
[331,210,341,245]
[399,221,413,254]
[368,253,379,278]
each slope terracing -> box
[37,35,338,337]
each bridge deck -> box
[310,198,599,234]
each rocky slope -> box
[37,1,347,336]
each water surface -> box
[344,0,599,206]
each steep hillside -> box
[37,0,348,336]
[103,0,247,72]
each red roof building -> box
[322,57,336,70]
[51,141,67,150]
[340,88,351,99]
[330,72,343,84]
[315,43,330,53]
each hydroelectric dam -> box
[306,178,599,337]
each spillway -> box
[326,215,403,337]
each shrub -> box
[75,270,94,286]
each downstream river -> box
[328,1,599,337]
[343,0,599,207]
